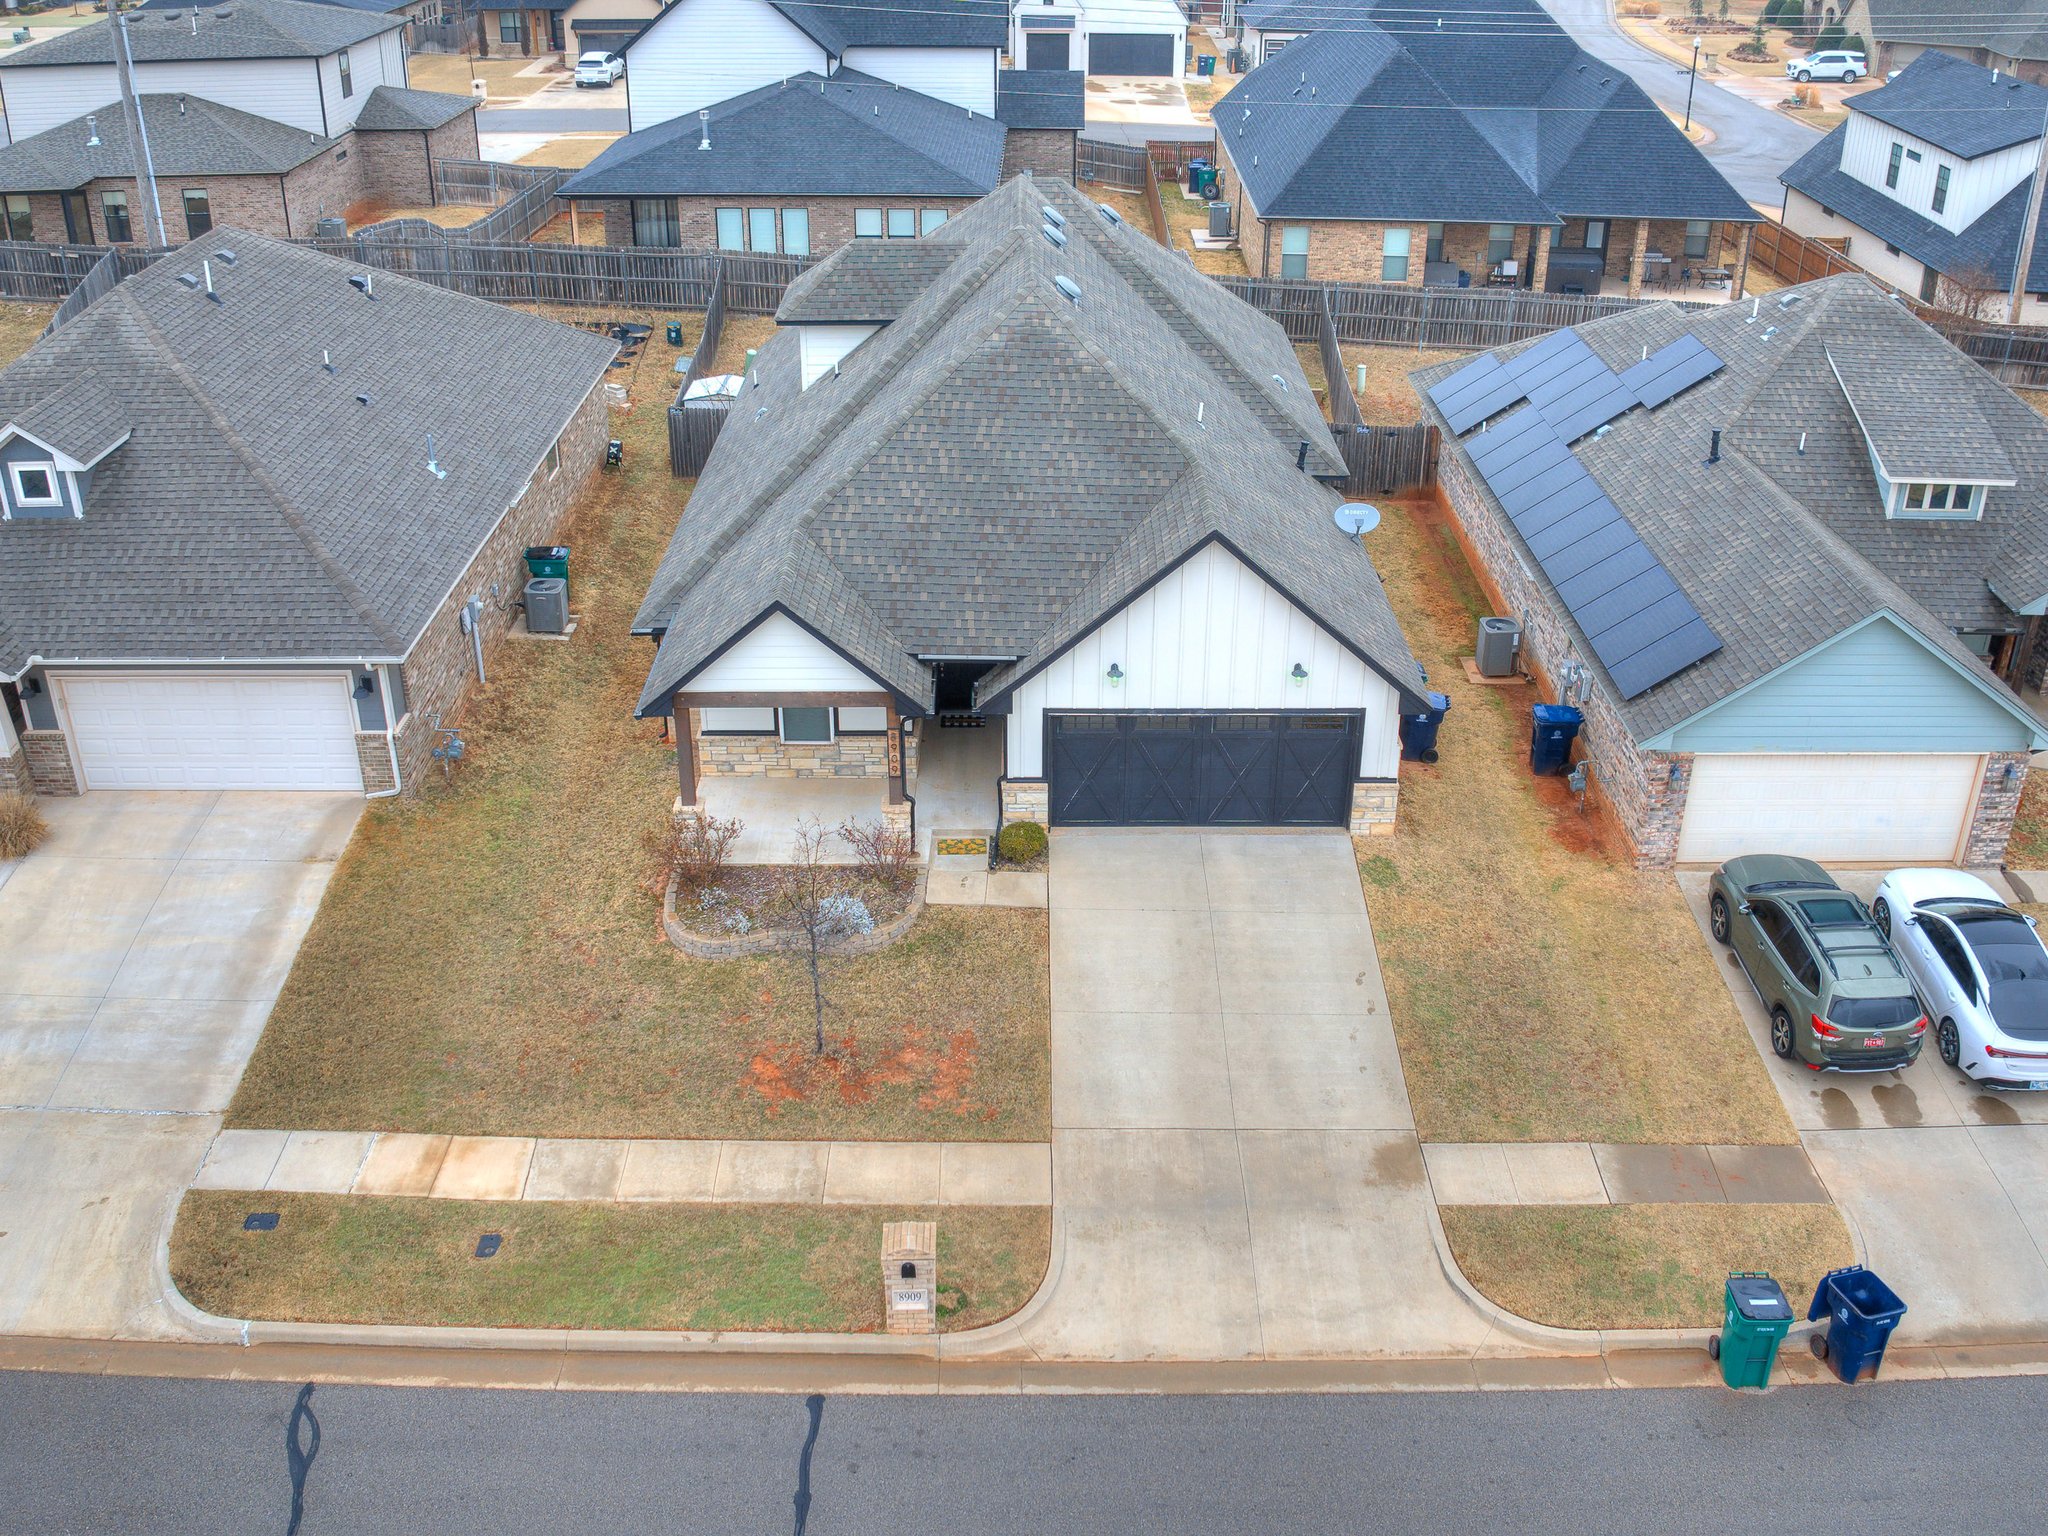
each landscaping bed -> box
[1443,1204,1854,1331]
[173,1191,1048,1333]
[225,305,1051,1144]
[2008,770,2048,867]
[672,866,913,941]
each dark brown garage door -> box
[1025,31,1071,69]
[1088,32,1176,75]
[1047,712,1360,826]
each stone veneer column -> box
[1530,228,1551,292]
[1349,780,1398,835]
[1000,780,1049,827]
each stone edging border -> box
[661,868,928,959]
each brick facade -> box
[356,732,398,795]
[7,117,478,244]
[1965,752,2031,866]
[22,730,77,796]
[596,194,980,255]
[0,743,25,797]
[1002,130,1079,183]
[391,378,609,789]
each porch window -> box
[1684,219,1712,259]
[99,189,131,244]
[1486,223,1514,266]
[714,207,743,250]
[855,208,883,238]
[1933,165,1951,214]
[781,207,810,256]
[631,198,680,247]
[499,11,525,44]
[182,189,212,239]
[1279,224,1309,279]
[3,194,31,243]
[1380,227,1411,282]
[836,706,888,734]
[778,707,835,744]
[699,707,776,733]
[1897,482,1980,519]
[1582,219,1606,251]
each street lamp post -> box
[1684,36,1702,133]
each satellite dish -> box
[1334,502,1381,537]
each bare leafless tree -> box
[837,815,918,897]
[771,818,875,1055]
[1933,265,2005,324]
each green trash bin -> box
[523,546,569,581]
[1710,1272,1793,1390]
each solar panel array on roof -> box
[1621,334,1725,410]
[1465,405,1720,699]
[1428,353,1519,435]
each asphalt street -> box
[1543,0,1816,206]
[477,106,628,133]
[3,1370,2044,1534]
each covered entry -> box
[1047,710,1359,825]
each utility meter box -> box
[882,1221,938,1335]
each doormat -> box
[935,836,989,856]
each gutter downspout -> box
[368,657,402,797]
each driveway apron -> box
[0,792,358,1338]
[993,830,1498,1361]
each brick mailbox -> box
[882,1220,938,1335]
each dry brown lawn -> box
[174,1191,1048,1333]
[1079,180,1151,236]
[712,312,779,374]
[1184,28,1231,118]
[407,55,557,99]
[1361,496,1797,1146]
[1443,1204,1853,1330]
[517,135,622,170]
[0,303,54,367]
[1159,182,1247,278]
[349,204,486,231]
[225,303,1050,1143]
[1342,345,1474,424]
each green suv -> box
[1708,855,1928,1071]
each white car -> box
[1785,50,1865,83]
[1872,869,2048,1088]
[574,52,624,88]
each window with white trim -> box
[1279,224,1309,279]
[1380,227,1411,283]
[714,207,744,250]
[1896,482,1981,519]
[8,461,62,508]
[778,706,835,744]
[339,49,353,100]
[781,207,810,256]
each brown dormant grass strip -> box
[173,1191,1048,1333]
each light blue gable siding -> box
[1657,615,2041,754]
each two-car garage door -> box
[1087,33,1177,76]
[1674,753,1983,865]
[1048,711,1359,826]
[57,672,365,792]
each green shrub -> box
[997,821,1048,863]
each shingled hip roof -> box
[0,0,401,68]
[0,95,342,192]
[0,229,616,678]
[631,175,1423,718]
[558,72,1004,200]
[1218,19,1754,225]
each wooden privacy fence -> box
[668,255,731,476]
[1750,220,1859,288]
[1077,137,1148,191]
[1223,275,1669,351]
[39,248,122,336]
[1936,327,2048,390]
[1331,423,1439,497]
[354,161,570,245]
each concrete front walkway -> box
[1424,1141,1827,1205]
[193,1130,1050,1207]
[1679,869,2048,1346]
[953,830,1507,1362]
[0,791,361,1338]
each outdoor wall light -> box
[2006,761,2024,788]
[1290,663,1309,686]
[1106,663,1124,686]
[19,676,41,698]
[1668,761,1685,790]
[353,674,376,698]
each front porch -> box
[1423,218,1756,302]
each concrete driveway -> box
[959,830,1501,1361]
[1678,870,2048,1345]
[0,791,359,1338]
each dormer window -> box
[8,462,60,508]
[1898,482,1980,519]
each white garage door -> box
[58,672,365,792]
[1676,752,1982,865]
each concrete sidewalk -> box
[192,1131,1050,1207]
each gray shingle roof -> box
[0,95,335,192]
[1417,274,2048,739]
[0,0,401,68]
[776,242,965,323]
[631,175,1421,717]
[1826,340,2015,484]
[140,0,418,13]
[1848,49,2048,159]
[558,71,1003,200]
[6,369,129,465]
[1865,0,2048,62]
[997,69,1084,131]
[770,0,1006,52]
[1218,19,1755,224]
[0,228,615,676]
[1781,119,2048,296]
[352,84,479,132]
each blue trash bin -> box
[1807,1265,1906,1383]
[1400,692,1450,763]
[1529,703,1582,775]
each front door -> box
[60,192,92,245]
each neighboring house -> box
[0,229,615,799]
[472,0,668,60]
[1835,0,2048,86]
[1416,273,2048,869]
[614,0,1008,133]
[629,175,1426,850]
[1211,18,1758,295]
[0,0,413,148]
[1010,0,1187,77]
[557,68,1082,252]
[0,87,479,244]
[138,0,453,42]
[1781,53,2048,320]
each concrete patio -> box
[0,791,360,1338]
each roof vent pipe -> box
[86,114,100,147]
[698,108,709,149]
[202,260,218,303]
[1797,431,1806,456]
[1296,440,1310,470]
[1707,429,1721,465]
